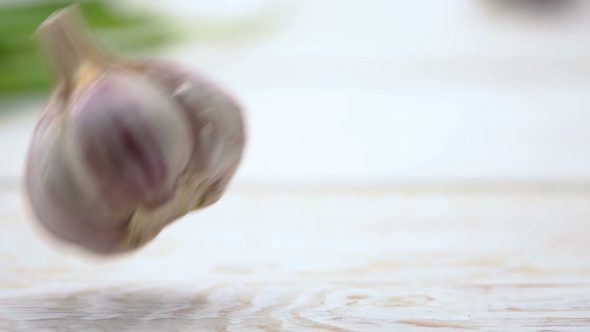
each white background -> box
[2,0,590,186]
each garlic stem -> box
[35,5,111,93]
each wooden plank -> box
[0,188,589,330]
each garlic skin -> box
[24,6,246,254]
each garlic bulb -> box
[24,6,246,254]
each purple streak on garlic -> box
[68,73,193,212]
[24,6,246,254]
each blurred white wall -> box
[3,0,590,187]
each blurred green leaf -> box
[0,0,174,97]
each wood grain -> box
[1,188,590,331]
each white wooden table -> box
[1,185,589,331]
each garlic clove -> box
[24,5,246,254]
[67,72,193,212]
[25,100,129,254]
[119,61,246,251]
